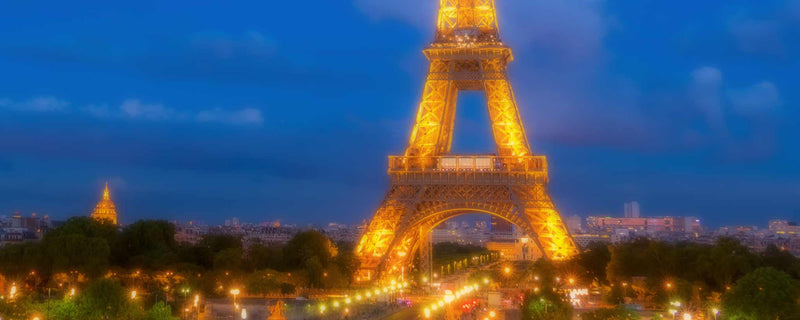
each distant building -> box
[624,201,640,218]
[91,182,118,225]
[174,223,202,245]
[0,213,52,246]
[572,234,611,248]
[491,216,513,233]
[487,237,540,261]
[770,220,800,235]
[565,215,583,234]
[586,215,702,234]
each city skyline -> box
[1,0,798,226]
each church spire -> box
[103,181,110,200]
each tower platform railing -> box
[388,155,547,174]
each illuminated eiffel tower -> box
[355,0,578,281]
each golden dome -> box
[91,182,117,225]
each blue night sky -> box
[0,0,798,227]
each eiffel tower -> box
[355,0,578,281]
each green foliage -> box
[146,301,178,320]
[245,270,282,296]
[432,242,492,266]
[760,244,800,278]
[115,220,178,270]
[332,241,360,284]
[78,278,129,319]
[45,234,110,276]
[722,267,800,320]
[48,298,81,320]
[244,243,283,272]
[213,247,244,271]
[581,306,641,320]
[522,289,572,320]
[200,234,242,253]
[283,230,337,269]
[606,237,764,293]
[576,242,610,284]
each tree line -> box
[0,217,360,319]
[522,237,800,320]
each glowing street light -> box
[230,288,240,306]
[241,308,247,319]
[683,313,692,320]
[712,308,719,320]
[130,290,137,300]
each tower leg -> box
[419,226,432,286]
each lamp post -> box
[712,308,719,320]
[230,288,241,310]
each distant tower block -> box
[624,201,640,218]
[355,0,578,281]
[91,182,118,225]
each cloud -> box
[117,99,264,125]
[121,100,175,120]
[196,108,263,125]
[353,0,606,61]
[0,96,69,112]
[728,82,782,116]
[2,97,263,126]
[690,66,725,135]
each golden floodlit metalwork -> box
[91,182,118,225]
[355,0,578,281]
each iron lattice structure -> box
[355,0,578,281]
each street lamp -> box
[683,313,692,320]
[230,288,240,306]
[712,308,719,320]
[130,290,137,300]
[669,309,677,320]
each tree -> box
[722,267,800,320]
[146,301,178,320]
[213,247,244,271]
[576,242,610,284]
[79,278,129,319]
[522,289,572,320]
[246,270,281,296]
[706,238,758,290]
[45,234,110,277]
[115,220,178,270]
[244,243,283,272]
[760,244,800,278]
[47,298,81,320]
[282,231,337,270]
[332,242,360,285]
[581,306,640,320]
